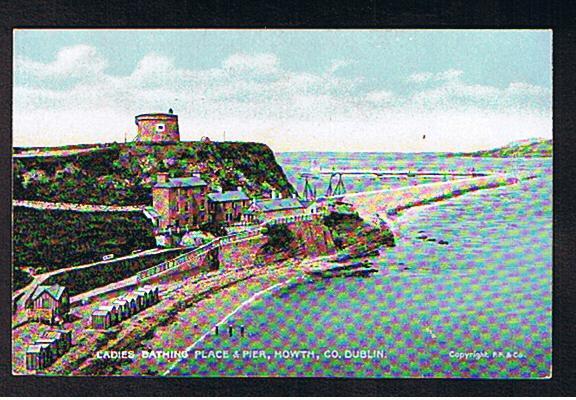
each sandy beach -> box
[12,250,334,376]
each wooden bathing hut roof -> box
[99,304,119,312]
[26,344,45,354]
[92,309,111,316]
[42,331,63,340]
[35,337,58,347]
[113,297,129,306]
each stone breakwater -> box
[338,174,520,219]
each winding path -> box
[13,200,145,212]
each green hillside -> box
[13,141,296,206]
[457,138,552,158]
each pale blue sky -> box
[13,29,552,151]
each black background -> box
[0,0,575,396]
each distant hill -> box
[13,141,296,206]
[455,138,552,158]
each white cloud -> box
[506,81,548,96]
[328,59,356,74]
[435,69,463,82]
[222,53,279,75]
[13,49,551,152]
[16,44,107,79]
[131,53,176,80]
[409,70,550,111]
[407,69,463,83]
[407,72,433,83]
[366,90,394,103]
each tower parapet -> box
[135,111,180,143]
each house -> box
[245,198,306,221]
[26,284,70,325]
[300,199,328,215]
[26,344,51,371]
[207,189,250,224]
[54,329,73,348]
[152,173,210,232]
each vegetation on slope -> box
[455,138,552,158]
[13,207,157,274]
[322,210,395,255]
[43,249,187,297]
[13,141,296,206]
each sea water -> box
[169,154,552,378]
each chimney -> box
[271,190,276,199]
[157,173,169,184]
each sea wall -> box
[217,235,267,269]
[339,174,519,218]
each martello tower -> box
[134,109,180,143]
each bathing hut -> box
[54,329,72,347]
[34,337,59,360]
[151,286,160,302]
[42,330,71,355]
[26,344,50,371]
[124,294,140,314]
[136,288,153,307]
[91,308,113,330]
[134,292,147,310]
[136,285,160,307]
[98,304,121,325]
[113,298,131,319]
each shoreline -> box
[119,175,526,376]
[13,173,527,376]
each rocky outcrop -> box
[255,220,337,265]
[322,211,395,259]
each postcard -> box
[12,29,552,378]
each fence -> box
[136,211,324,282]
[264,212,323,226]
[136,228,263,281]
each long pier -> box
[300,168,490,198]
[303,168,489,177]
[335,174,520,219]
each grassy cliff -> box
[455,138,552,158]
[13,207,157,272]
[13,141,296,206]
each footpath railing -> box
[264,212,323,226]
[136,227,265,281]
[136,212,325,282]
